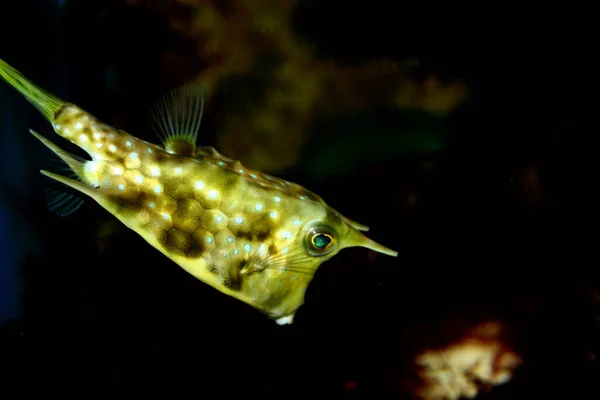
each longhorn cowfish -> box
[0,58,397,325]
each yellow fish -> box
[0,58,397,325]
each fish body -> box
[0,58,397,324]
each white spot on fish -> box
[93,132,102,140]
[255,203,264,211]
[293,219,302,226]
[84,164,100,187]
[244,243,251,252]
[250,173,257,179]
[126,141,132,147]
[96,143,103,148]
[85,162,98,174]
[63,128,71,135]
[227,237,234,243]
[281,231,292,239]
[216,215,223,223]
[274,196,281,202]
[218,161,224,166]
[208,190,218,199]
[222,252,229,258]
[113,166,124,175]
[195,181,205,190]
[206,237,213,244]
[174,167,182,174]
[238,169,244,174]
[153,185,162,194]
[233,249,239,255]
[78,134,88,142]
[150,167,160,177]
[109,133,115,139]
[282,247,289,254]
[54,124,61,130]
[234,216,244,224]
[269,211,277,218]
[130,152,138,159]
[118,184,125,191]
[162,213,170,220]
[258,244,267,256]
[135,175,144,184]
[147,148,153,154]
[148,202,155,209]
[109,144,117,152]
[75,122,83,130]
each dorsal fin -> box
[150,83,205,157]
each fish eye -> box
[305,225,336,256]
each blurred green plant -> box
[301,107,446,178]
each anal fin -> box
[44,187,85,217]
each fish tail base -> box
[0,58,65,122]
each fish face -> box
[227,204,343,319]
[206,190,395,322]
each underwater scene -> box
[0,1,597,398]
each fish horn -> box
[343,228,398,257]
[342,216,370,232]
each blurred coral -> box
[413,321,521,400]
[121,0,468,173]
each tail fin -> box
[0,58,65,122]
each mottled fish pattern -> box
[0,58,397,325]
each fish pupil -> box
[313,233,331,249]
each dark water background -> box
[0,1,596,398]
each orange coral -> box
[414,321,521,400]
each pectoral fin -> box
[44,188,85,217]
